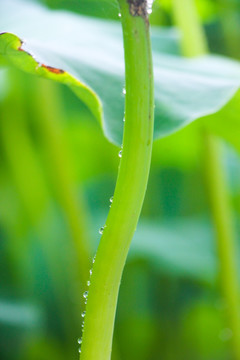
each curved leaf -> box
[0,32,103,127]
[1,0,240,145]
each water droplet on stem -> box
[99,226,106,235]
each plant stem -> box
[0,70,80,342]
[0,72,49,224]
[217,0,240,59]
[172,0,240,358]
[33,78,91,285]
[80,1,154,359]
[204,133,240,358]
[172,0,208,57]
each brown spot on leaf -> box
[18,39,24,51]
[41,64,65,74]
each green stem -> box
[0,73,49,224]
[204,133,240,358]
[217,0,240,59]
[33,78,91,285]
[172,0,208,57]
[80,1,154,359]
[172,0,240,358]
[0,165,34,291]
[0,70,80,341]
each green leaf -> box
[202,91,240,153]
[0,69,9,101]
[0,299,43,328]
[91,214,217,285]
[1,0,240,145]
[130,217,217,285]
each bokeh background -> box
[1,0,240,359]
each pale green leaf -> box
[1,0,240,145]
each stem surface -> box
[172,0,240,358]
[80,0,154,359]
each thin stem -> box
[33,78,91,285]
[217,0,240,59]
[0,70,80,342]
[204,134,240,358]
[172,0,240,358]
[80,0,154,359]
[172,0,208,57]
[0,73,49,224]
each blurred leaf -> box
[203,90,240,153]
[20,337,66,360]
[1,0,240,145]
[0,70,9,101]
[44,0,120,20]
[66,118,119,181]
[129,217,217,285]
[0,299,44,328]
[91,214,218,284]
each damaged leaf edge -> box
[0,32,105,138]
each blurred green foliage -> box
[1,0,240,359]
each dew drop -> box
[99,226,106,235]
[87,280,90,287]
[92,255,96,263]
[89,269,93,276]
[77,338,82,345]
[81,321,85,328]
[147,0,154,15]
[98,226,105,235]
[83,291,88,299]
[110,196,113,203]
[122,87,126,95]
[78,347,81,353]
[118,150,122,158]
[118,12,121,17]
[81,311,86,318]
[123,117,125,122]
